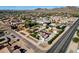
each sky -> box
[0,6,64,10]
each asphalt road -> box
[47,19,79,53]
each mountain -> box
[34,6,79,13]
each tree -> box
[77,31,79,37]
[21,16,26,20]
[25,20,38,28]
[30,32,38,38]
[73,37,79,43]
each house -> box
[36,17,50,24]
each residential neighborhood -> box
[0,6,79,53]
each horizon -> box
[0,6,64,10]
